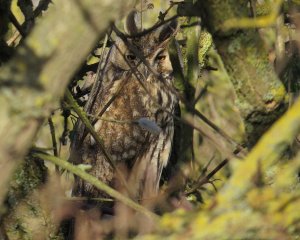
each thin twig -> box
[249,0,256,18]
[48,116,59,172]
[158,1,181,21]
[34,152,158,220]
[66,196,114,202]
[177,116,240,160]
[140,0,143,30]
[189,107,245,153]
[88,114,133,124]
[96,34,110,82]
[112,25,162,77]
[7,30,21,46]
[65,90,130,193]
[73,32,112,147]
[48,117,58,157]
[112,24,247,157]
[92,73,131,124]
[185,159,229,195]
[123,15,179,38]
[192,83,208,105]
[8,10,26,37]
[33,0,52,18]
[91,30,168,125]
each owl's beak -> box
[140,64,151,80]
[140,62,160,81]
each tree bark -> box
[0,0,134,211]
[200,0,287,147]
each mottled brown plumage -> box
[71,11,178,202]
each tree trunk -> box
[200,0,287,147]
[0,0,134,238]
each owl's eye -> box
[156,55,166,61]
[126,54,136,61]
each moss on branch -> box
[0,0,135,207]
[200,0,287,146]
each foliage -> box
[0,0,300,239]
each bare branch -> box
[0,0,135,205]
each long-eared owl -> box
[71,10,179,202]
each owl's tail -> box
[128,131,173,206]
[128,154,160,205]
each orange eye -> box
[156,55,166,61]
[126,54,136,61]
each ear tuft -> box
[124,10,142,36]
[158,20,178,43]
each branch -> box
[124,15,179,38]
[65,90,130,193]
[8,10,26,37]
[34,153,158,220]
[219,97,300,205]
[222,0,284,30]
[0,0,135,205]
[201,0,287,147]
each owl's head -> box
[110,10,178,78]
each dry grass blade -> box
[34,153,159,220]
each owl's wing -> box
[69,50,113,164]
[72,62,155,198]
[127,123,174,202]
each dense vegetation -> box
[1,0,300,239]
